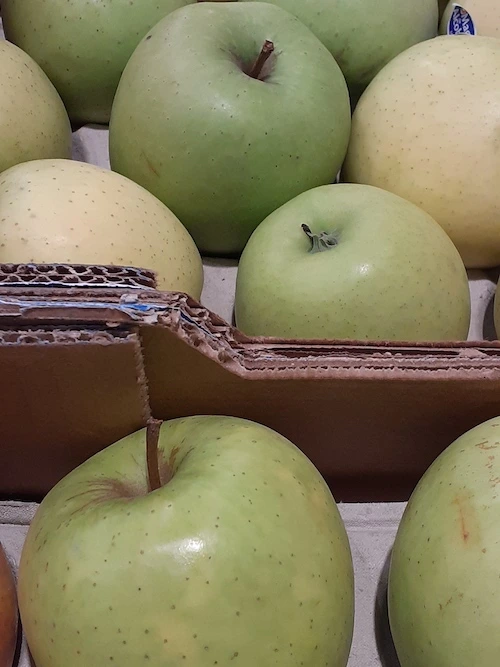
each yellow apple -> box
[0,40,71,175]
[344,36,500,268]
[0,159,203,297]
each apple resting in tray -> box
[235,184,471,342]
[18,416,355,667]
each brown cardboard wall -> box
[142,325,500,500]
[0,328,150,498]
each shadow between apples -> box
[374,550,401,667]
[482,267,500,341]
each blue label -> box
[447,4,476,35]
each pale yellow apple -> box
[0,40,71,174]
[344,36,500,269]
[0,159,203,297]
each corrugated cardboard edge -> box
[0,263,157,290]
[2,286,500,501]
[1,287,500,380]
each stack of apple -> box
[0,0,499,342]
[0,3,500,667]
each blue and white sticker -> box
[447,4,476,35]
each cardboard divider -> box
[1,277,500,502]
[140,303,500,501]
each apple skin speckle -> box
[0,40,71,175]
[18,416,354,667]
[344,36,500,269]
[0,158,203,298]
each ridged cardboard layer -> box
[0,263,157,289]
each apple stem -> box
[247,40,275,80]
[302,224,340,254]
[146,419,163,492]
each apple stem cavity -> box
[247,40,275,80]
[301,223,339,254]
[146,419,163,492]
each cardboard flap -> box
[2,286,500,365]
[0,328,150,499]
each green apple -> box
[343,36,500,269]
[232,0,439,103]
[389,416,500,666]
[18,416,354,667]
[0,39,71,175]
[234,183,471,341]
[109,1,351,256]
[1,0,194,124]
[0,159,203,297]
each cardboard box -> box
[2,275,500,503]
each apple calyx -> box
[247,40,275,81]
[301,223,339,254]
[146,419,164,492]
